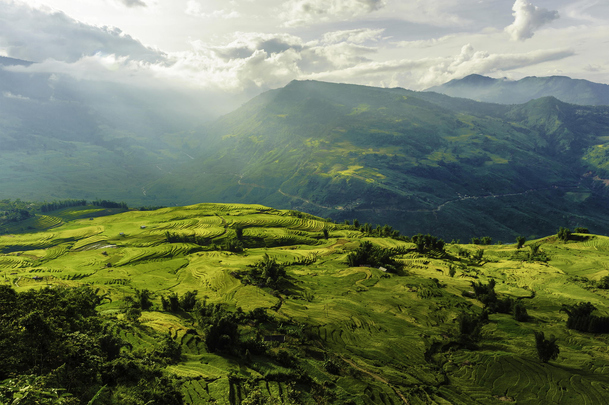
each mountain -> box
[147,80,609,241]
[2,202,609,404]
[427,74,609,105]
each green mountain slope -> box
[2,203,609,404]
[148,80,609,241]
[427,74,609,105]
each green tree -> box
[534,331,559,363]
[557,227,571,242]
[513,302,529,322]
[516,236,526,249]
[480,236,493,245]
[134,289,153,310]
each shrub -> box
[557,227,571,242]
[534,331,559,363]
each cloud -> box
[303,44,575,89]
[419,44,574,87]
[505,0,559,41]
[280,0,386,27]
[322,28,385,44]
[0,2,164,63]
[2,90,31,101]
[117,0,147,8]
[185,1,240,19]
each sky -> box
[0,0,608,115]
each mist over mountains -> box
[3,63,609,240]
[427,74,609,106]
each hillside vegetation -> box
[2,203,609,404]
[148,80,609,241]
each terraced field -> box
[2,203,609,404]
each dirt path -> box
[232,170,581,215]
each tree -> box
[134,289,153,310]
[480,236,493,245]
[528,243,543,262]
[513,302,529,322]
[534,331,559,363]
[411,233,445,254]
[557,227,571,242]
[516,236,526,249]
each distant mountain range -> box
[427,74,609,105]
[147,80,609,240]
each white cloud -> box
[303,44,575,89]
[2,90,31,100]
[322,28,385,44]
[117,0,147,8]
[185,1,240,19]
[505,0,559,41]
[0,2,164,63]
[280,0,386,27]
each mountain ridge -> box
[147,80,609,240]
[427,74,609,105]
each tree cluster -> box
[40,200,87,213]
[92,200,128,209]
[345,241,405,273]
[0,286,183,404]
[469,279,529,321]
[562,302,609,333]
[411,233,445,254]
[471,236,493,245]
[245,254,287,289]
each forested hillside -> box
[148,80,609,241]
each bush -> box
[534,331,559,363]
[513,302,529,322]
[557,227,571,242]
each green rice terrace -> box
[2,203,609,404]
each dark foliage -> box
[0,286,183,404]
[557,227,572,242]
[40,200,87,213]
[534,331,559,363]
[165,231,210,246]
[345,241,405,273]
[92,200,128,209]
[412,233,445,253]
[246,254,287,288]
[561,302,609,333]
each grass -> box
[2,203,609,403]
